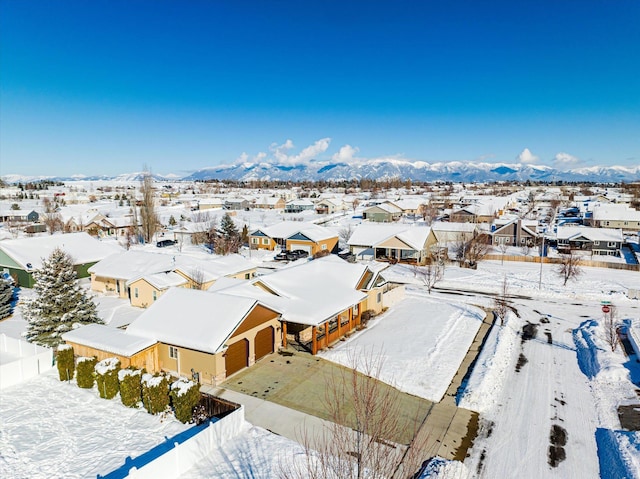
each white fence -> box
[383,284,405,309]
[125,406,245,479]
[0,333,54,390]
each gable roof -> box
[0,232,122,270]
[347,223,431,250]
[556,226,623,242]
[126,288,270,354]
[62,324,156,357]
[218,256,368,326]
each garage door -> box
[225,339,248,377]
[293,244,312,254]
[254,326,275,361]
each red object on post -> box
[602,305,610,313]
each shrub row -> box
[57,346,202,423]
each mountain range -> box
[3,159,640,184]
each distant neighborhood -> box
[1,175,640,478]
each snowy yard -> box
[0,370,189,479]
[320,291,484,402]
[2,255,640,478]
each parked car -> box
[274,251,290,261]
[289,249,309,259]
[274,250,310,261]
[156,239,177,248]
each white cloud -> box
[332,144,360,162]
[267,138,331,165]
[235,152,249,164]
[553,152,581,169]
[516,148,540,164]
[254,152,267,162]
[269,139,295,163]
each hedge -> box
[76,357,97,389]
[118,368,142,408]
[95,358,121,399]
[170,378,201,423]
[56,344,75,381]
[142,373,169,415]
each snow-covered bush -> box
[118,368,142,408]
[76,356,97,389]
[170,378,201,423]
[95,357,121,399]
[141,373,170,415]
[56,344,75,381]
[0,276,14,319]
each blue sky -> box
[1,1,639,177]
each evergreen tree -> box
[23,248,103,348]
[0,277,15,319]
[216,213,240,255]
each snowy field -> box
[320,291,484,401]
[0,370,189,479]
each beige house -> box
[64,288,282,385]
[347,224,437,265]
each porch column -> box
[312,326,317,355]
[324,322,329,348]
[337,314,341,337]
[348,307,353,332]
[282,322,287,348]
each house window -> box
[377,292,382,303]
[169,346,178,359]
[608,242,617,247]
[353,304,359,315]
[594,241,600,246]
[262,238,269,245]
[245,273,250,279]
[152,291,157,301]
[251,238,259,244]
[134,288,138,298]
[322,244,327,250]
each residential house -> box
[362,202,403,222]
[0,208,39,223]
[490,218,539,246]
[588,204,640,232]
[254,196,286,210]
[63,287,282,384]
[315,198,345,215]
[556,226,624,257]
[250,221,339,255]
[284,199,315,214]
[0,232,122,287]
[449,203,496,223]
[224,198,252,211]
[347,223,436,265]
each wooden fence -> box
[484,254,640,271]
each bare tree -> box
[415,262,443,294]
[493,275,509,326]
[139,169,159,244]
[417,201,438,225]
[498,242,509,265]
[556,251,583,286]
[41,197,64,235]
[352,198,360,213]
[189,267,206,290]
[339,224,354,244]
[279,351,427,479]
[603,304,619,352]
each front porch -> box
[282,307,362,355]
[374,247,420,265]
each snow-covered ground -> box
[2,256,639,478]
[320,291,484,402]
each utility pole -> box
[538,234,545,290]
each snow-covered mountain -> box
[3,160,639,184]
[182,159,640,183]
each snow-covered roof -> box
[347,223,431,250]
[366,202,403,214]
[252,221,337,242]
[88,251,175,280]
[219,256,368,326]
[127,271,188,289]
[556,226,624,242]
[0,232,122,270]
[62,324,156,357]
[592,204,640,221]
[126,288,268,354]
[431,221,477,233]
